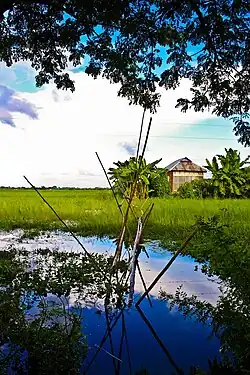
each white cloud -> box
[0,71,249,187]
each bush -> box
[177,179,214,199]
[149,169,170,197]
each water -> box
[0,230,221,374]
[82,298,219,375]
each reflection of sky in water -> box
[81,298,220,375]
[0,230,221,374]
[0,230,220,304]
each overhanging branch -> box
[0,0,64,19]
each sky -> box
[0,60,249,188]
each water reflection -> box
[81,298,220,375]
[0,230,221,374]
[0,230,220,305]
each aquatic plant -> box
[160,216,250,374]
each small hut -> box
[166,157,206,192]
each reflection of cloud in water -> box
[0,230,220,305]
[0,230,222,374]
[135,251,220,305]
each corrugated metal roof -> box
[166,157,206,172]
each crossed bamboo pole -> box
[95,112,154,307]
[135,229,198,307]
[23,107,197,375]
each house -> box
[166,157,206,192]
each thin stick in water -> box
[94,345,122,363]
[23,175,92,258]
[136,305,184,375]
[122,312,132,375]
[135,229,198,307]
[136,260,153,308]
[128,217,143,307]
[84,310,124,374]
[95,152,123,216]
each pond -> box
[0,230,221,374]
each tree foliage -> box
[108,156,162,199]
[204,148,250,198]
[149,168,170,197]
[1,0,250,144]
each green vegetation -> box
[0,150,250,375]
[176,179,213,199]
[1,187,250,374]
[108,156,163,199]
[177,149,250,200]
[161,215,250,375]
[1,188,250,242]
[0,245,128,374]
[1,209,249,374]
[1,1,250,372]
[204,148,250,198]
[2,1,250,144]
[148,168,170,198]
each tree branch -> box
[0,0,63,19]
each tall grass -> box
[0,189,250,241]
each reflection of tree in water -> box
[0,235,185,374]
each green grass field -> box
[0,188,250,241]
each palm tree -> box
[108,156,162,199]
[204,148,250,198]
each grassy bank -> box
[1,188,250,241]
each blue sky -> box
[0,56,249,187]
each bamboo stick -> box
[23,175,91,258]
[128,217,143,307]
[136,305,184,375]
[136,260,153,308]
[135,229,198,307]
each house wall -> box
[170,171,204,192]
[167,173,174,192]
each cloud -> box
[119,141,137,156]
[77,169,96,176]
[0,85,38,126]
[52,89,72,103]
[52,90,59,102]
[0,71,249,187]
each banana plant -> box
[108,156,162,199]
[204,148,250,198]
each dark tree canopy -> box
[0,0,250,144]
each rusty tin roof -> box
[166,157,206,172]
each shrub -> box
[177,179,214,199]
[149,169,170,197]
